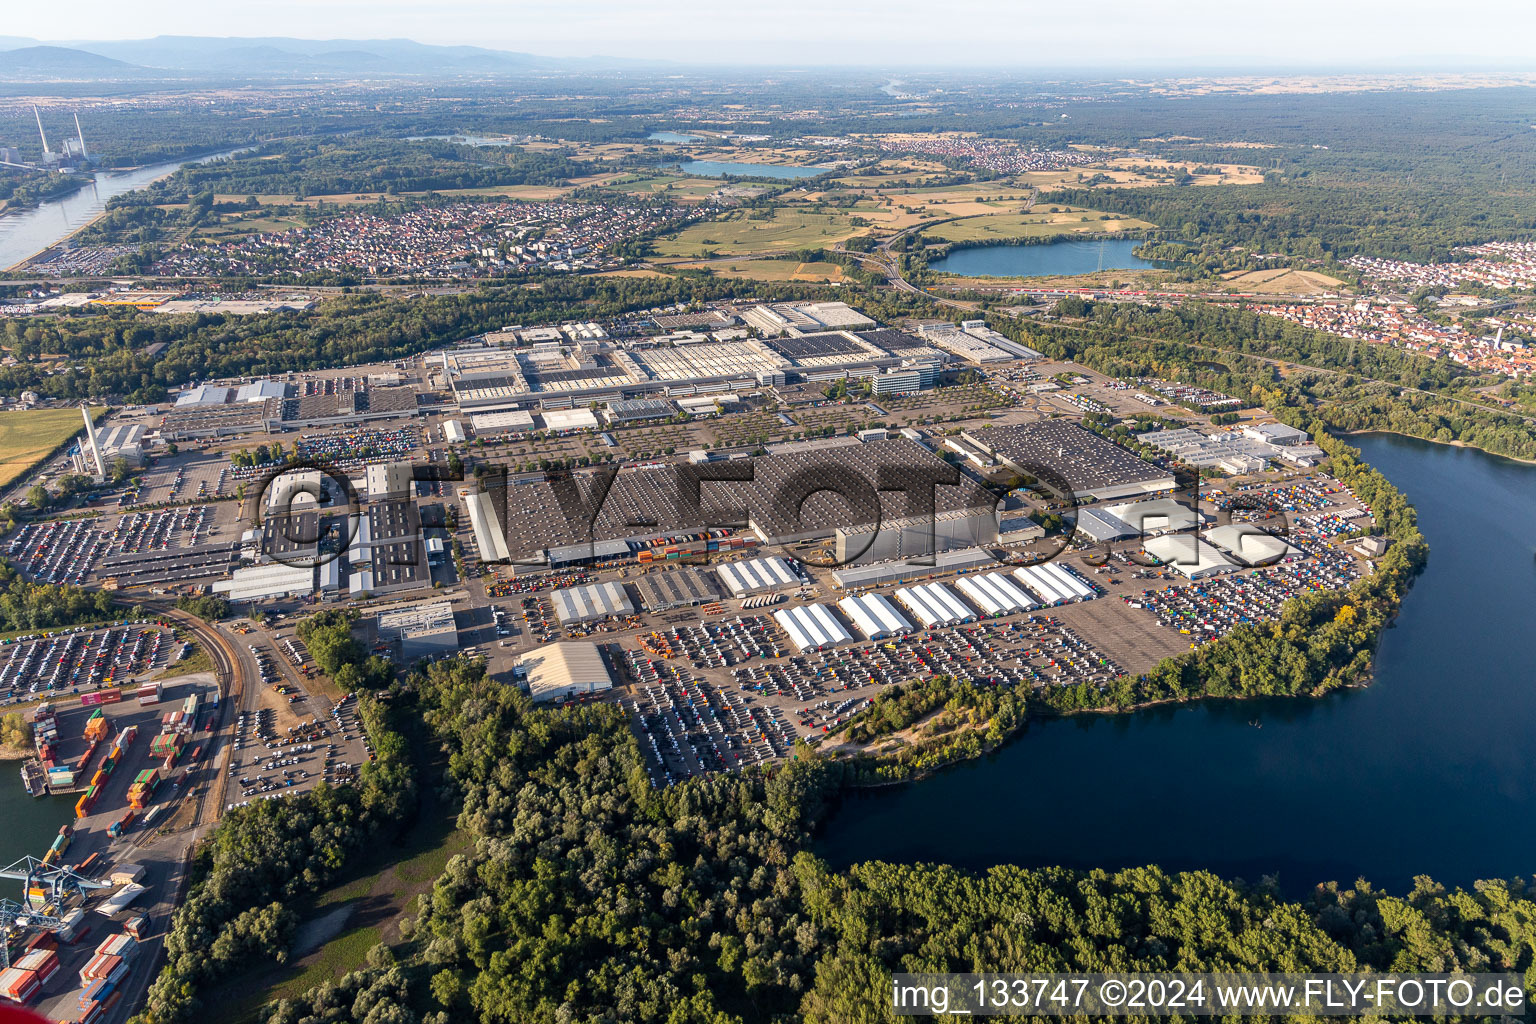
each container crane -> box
[0,855,110,968]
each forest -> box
[207,655,1536,1024]
[1045,182,1536,264]
[140,139,593,202]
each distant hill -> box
[0,45,140,75]
[57,35,556,75]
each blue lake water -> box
[928,238,1154,278]
[648,132,703,144]
[816,434,1536,896]
[673,161,828,180]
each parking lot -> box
[0,622,185,703]
[222,642,368,807]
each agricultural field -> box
[922,205,1154,242]
[0,407,99,490]
[1021,156,1264,189]
[600,173,741,202]
[649,207,871,257]
[1220,267,1347,294]
[679,258,848,283]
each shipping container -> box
[0,966,40,1005]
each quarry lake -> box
[673,161,828,179]
[927,238,1155,278]
[816,433,1536,896]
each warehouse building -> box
[550,581,635,624]
[716,556,801,597]
[519,641,614,703]
[836,594,913,639]
[896,582,975,627]
[469,409,536,435]
[829,546,994,589]
[1204,524,1302,566]
[365,462,414,501]
[348,499,430,594]
[1075,507,1139,543]
[632,567,718,611]
[966,422,1175,502]
[213,562,320,602]
[547,538,633,570]
[1143,535,1236,579]
[833,507,999,565]
[465,490,512,563]
[605,398,675,423]
[955,572,1039,617]
[1103,498,1198,537]
[378,601,458,662]
[542,408,600,432]
[773,604,853,652]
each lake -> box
[816,434,1536,896]
[648,132,703,144]
[928,238,1154,278]
[0,148,246,271]
[673,161,828,180]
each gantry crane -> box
[0,856,110,968]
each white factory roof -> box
[520,641,613,703]
[895,581,974,627]
[465,491,511,563]
[716,556,799,597]
[836,594,913,639]
[541,408,599,431]
[1143,535,1237,579]
[470,410,536,432]
[1104,498,1198,536]
[234,380,288,403]
[550,581,634,624]
[213,562,315,602]
[175,384,231,407]
[955,572,1038,616]
[1203,525,1303,566]
[773,604,853,652]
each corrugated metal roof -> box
[551,581,634,623]
[521,641,613,702]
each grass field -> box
[650,208,870,257]
[923,206,1154,242]
[0,407,101,490]
[677,258,848,282]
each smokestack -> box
[73,113,87,161]
[81,404,104,479]
[33,106,50,156]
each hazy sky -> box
[15,0,1536,67]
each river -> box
[816,434,1536,895]
[927,238,1154,278]
[0,778,77,867]
[0,149,245,271]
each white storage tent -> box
[895,582,975,628]
[773,604,853,651]
[837,594,913,639]
[1039,561,1096,601]
[1012,564,1073,606]
[956,572,1038,616]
